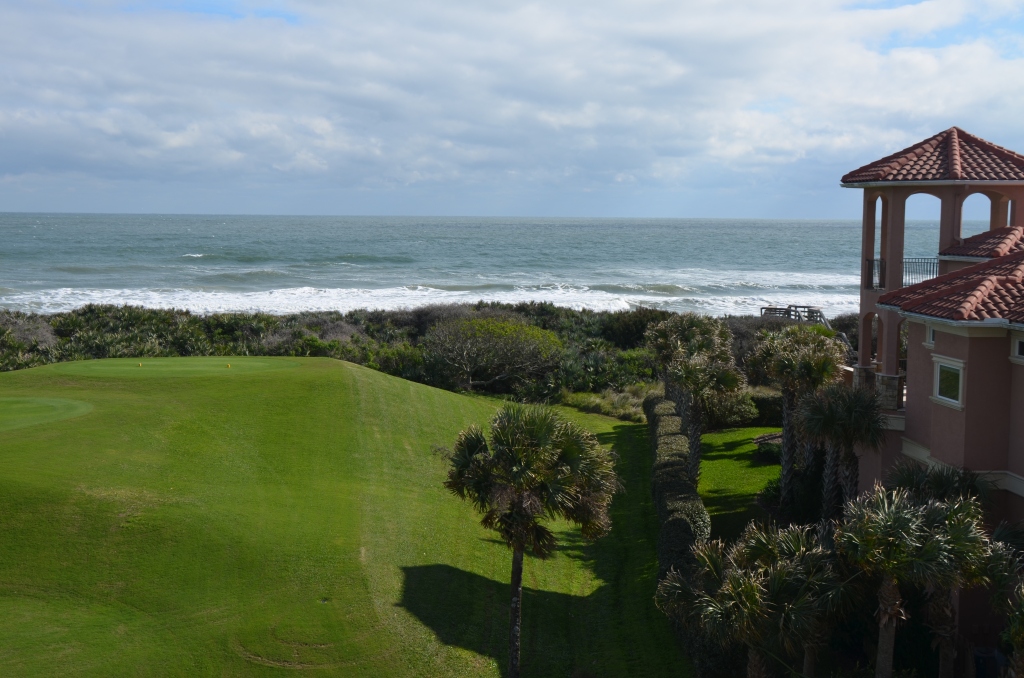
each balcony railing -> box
[903,258,938,286]
[864,257,938,290]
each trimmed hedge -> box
[643,391,741,678]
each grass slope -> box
[0,357,685,677]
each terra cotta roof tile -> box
[842,128,1024,184]
[877,250,1024,322]
[940,227,1024,259]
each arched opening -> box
[962,193,996,238]
[903,192,942,286]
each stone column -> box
[991,193,1010,231]
[883,189,906,292]
[861,191,876,289]
[938,186,965,251]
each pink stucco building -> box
[843,128,1024,517]
[842,128,1024,646]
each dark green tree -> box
[443,404,619,678]
[657,524,840,678]
[836,485,951,678]
[750,326,845,515]
[798,383,887,520]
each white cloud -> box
[0,0,1022,215]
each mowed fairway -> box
[0,358,685,677]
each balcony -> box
[864,257,938,290]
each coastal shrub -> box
[705,388,758,430]
[559,382,658,423]
[830,312,860,352]
[747,386,783,426]
[422,317,562,391]
[600,307,673,349]
[366,342,425,382]
[724,314,800,369]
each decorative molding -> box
[932,354,965,368]
[900,437,934,466]
[930,395,965,411]
[884,414,906,431]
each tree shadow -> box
[399,420,685,677]
[701,436,778,470]
[399,564,607,678]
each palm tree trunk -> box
[509,548,524,678]
[1010,648,1024,678]
[687,398,704,484]
[802,645,817,677]
[927,591,957,678]
[780,391,797,515]
[839,448,859,505]
[821,442,842,521]
[747,646,770,678]
[875,575,902,678]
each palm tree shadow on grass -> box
[699,429,780,540]
[399,422,679,678]
[399,564,604,678]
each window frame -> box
[923,325,936,349]
[1011,334,1024,366]
[931,354,965,410]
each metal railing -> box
[864,257,938,290]
[903,258,938,286]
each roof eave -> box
[938,255,992,263]
[886,307,1013,328]
[841,180,1024,189]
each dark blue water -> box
[0,214,974,316]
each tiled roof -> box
[842,128,1024,184]
[877,251,1024,322]
[940,226,1024,259]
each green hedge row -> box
[643,391,744,678]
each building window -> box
[1018,339,1024,358]
[929,328,937,344]
[936,365,961,402]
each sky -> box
[1,0,1023,218]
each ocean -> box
[0,214,978,317]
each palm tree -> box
[884,461,995,678]
[645,313,733,404]
[886,459,994,506]
[836,485,950,678]
[668,344,745,483]
[443,404,619,678]
[798,384,887,519]
[751,326,846,514]
[657,524,840,678]
[921,497,991,678]
[1003,581,1024,678]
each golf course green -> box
[0,357,686,676]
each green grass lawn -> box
[699,427,782,540]
[0,357,686,677]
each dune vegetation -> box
[0,357,688,677]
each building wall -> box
[928,329,970,467]
[964,336,1012,471]
[1009,332,1024,479]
